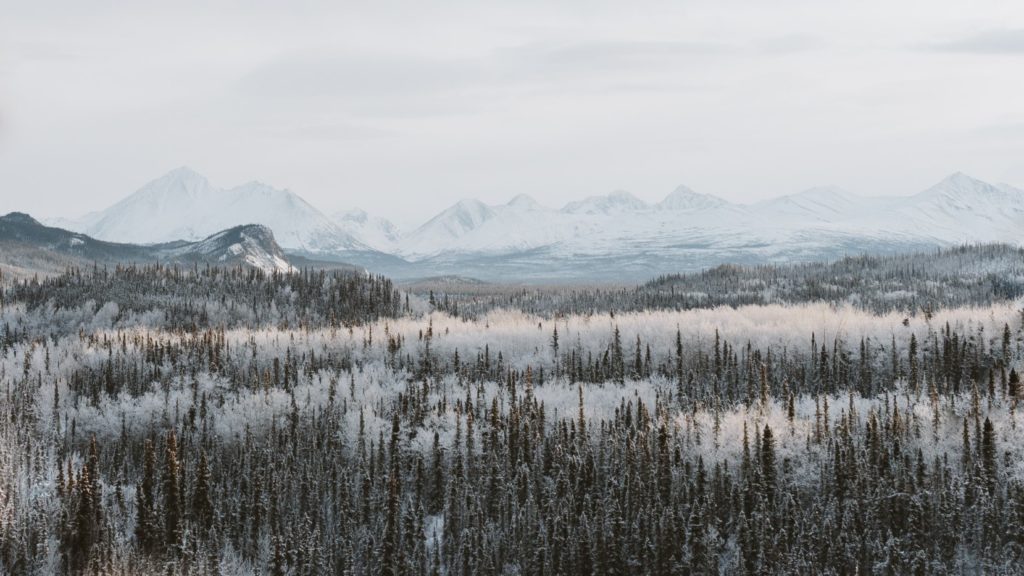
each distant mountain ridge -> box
[394,172,1024,260]
[44,168,1024,281]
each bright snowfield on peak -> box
[59,167,367,254]
[52,168,1024,281]
[394,172,1024,264]
[332,208,403,253]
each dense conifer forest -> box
[1,261,1024,573]
[419,244,1024,320]
[1,264,404,335]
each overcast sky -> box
[2,0,1023,226]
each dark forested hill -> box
[417,244,1024,318]
[2,263,405,332]
[0,212,300,277]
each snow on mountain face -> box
[439,199,496,232]
[562,190,648,214]
[217,181,363,253]
[914,172,1021,209]
[397,187,732,259]
[997,182,1024,195]
[868,172,1024,244]
[506,194,545,211]
[399,199,499,255]
[77,168,365,253]
[398,195,578,257]
[392,173,1024,271]
[55,169,1024,280]
[332,208,402,252]
[657,186,731,211]
[82,167,218,242]
[161,224,296,273]
[753,186,886,223]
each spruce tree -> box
[761,424,776,504]
[981,417,997,494]
[136,439,158,553]
[382,414,402,576]
[193,449,213,533]
[163,431,182,553]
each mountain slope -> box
[72,167,366,253]
[155,224,296,272]
[83,167,218,242]
[562,190,648,214]
[753,186,886,223]
[379,173,1024,280]
[333,208,402,252]
[399,199,499,256]
[0,212,296,274]
[657,186,731,211]
[838,173,1024,244]
[47,169,1024,282]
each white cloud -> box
[926,29,1024,53]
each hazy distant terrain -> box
[48,169,1024,282]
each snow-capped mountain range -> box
[391,173,1024,261]
[51,168,1024,281]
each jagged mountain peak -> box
[397,199,500,256]
[431,199,496,229]
[170,223,295,272]
[939,171,980,185]
[140,166,214,198]
[506,194,544,211]
[163,165,205,178]
[155,165,207,183]
[658,185,729,211]
[921,172,1008,200]
[1,212,42,226]
[74,168,366,254]
[210,223,277,244]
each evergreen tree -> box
[382,414,403,576]
[163,431,182,553]
[981,417,997,494]
[193,449,214,533]
[761,424,776,503]
[136,439,158,553]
